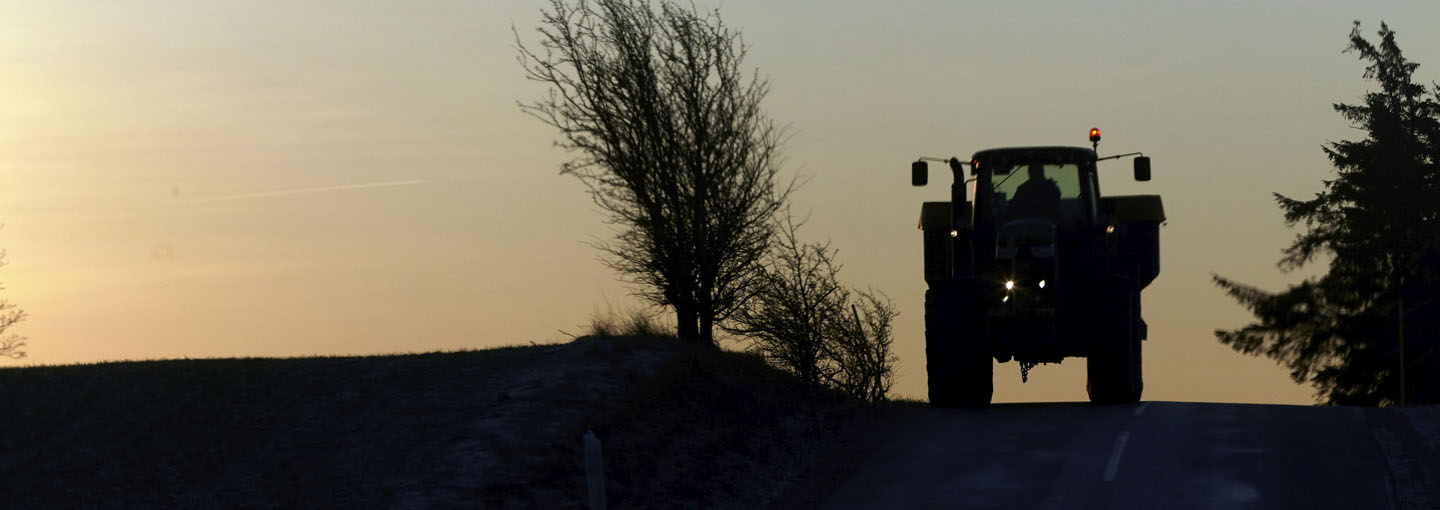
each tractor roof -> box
[971,146,1097,163]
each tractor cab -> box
[975,147,1097,230]
[969,148,1100,279]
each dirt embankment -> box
[453,335,884,509]
[0,336,883,508]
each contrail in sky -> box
[186,179,429,203]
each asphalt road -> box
[824,402,1396,509]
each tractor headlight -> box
[1038,280,1046,289]
[1005,280,1015,291]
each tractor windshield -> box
[988,162,1084,225]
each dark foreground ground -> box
[0,336,872,508]
[0,336,1435,509]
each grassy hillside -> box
[0,336,876,508]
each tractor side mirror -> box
[1133,156,1151,182]
[912,160,929,186]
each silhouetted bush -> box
[727,215,898,401]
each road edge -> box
[1366,406,1440,510]
[767,401,928,509]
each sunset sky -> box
[3,1,1439,404]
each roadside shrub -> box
[726,215,898,401]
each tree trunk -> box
[799,340,818,385]
[699,313,715,347]
[676,304,700,343]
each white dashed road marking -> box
[1103,431,1131,482]
[1132,402,1150,417]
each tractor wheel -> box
[1087,277,1142,404]
[926,281,993,407]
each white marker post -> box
[584,430,606,510]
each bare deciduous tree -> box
[0,302,23,359]
[728,216,898,401]
[0,249,25,360]
[517,0,789,346]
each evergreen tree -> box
[1214,22,1440,405]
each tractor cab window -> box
[989,162,1084,225]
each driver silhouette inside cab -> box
[1005,163,1061,222]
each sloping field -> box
[0,336,875,508]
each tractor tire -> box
[925,286,962,408]
[1087,277,1143,404]
[926,280,993,407]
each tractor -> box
[911,128,1163,406]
